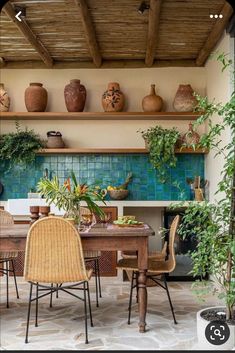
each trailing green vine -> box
[139,125,180,183]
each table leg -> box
[137,238,148,333]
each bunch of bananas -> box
[107,172,133,191]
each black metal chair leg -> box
[6,260,9,308]
[136,272,139,304]
[86,282,93,327]
[25,283,33,344]
[50,283,53,308]
[11,259,19,299]
[128,271,135,324]
[83,282,88,344]
[94,260,99,308]
[35,283,39,327]
[163,274,177,324]
[96,259,102,298]
[56,283,59,298]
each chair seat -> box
[116,258,169,274]
[0,251,18,260]
[84,250,101,259]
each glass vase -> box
[65,203,81,226]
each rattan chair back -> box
[0,209,14,225]
[24,216,89,283]
[166,215,180,272]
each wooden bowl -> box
[108,189,129,200]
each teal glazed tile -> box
[0,153,205,201]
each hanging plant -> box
[139,125,180,183]
[0,121,44,167]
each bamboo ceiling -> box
[0,0,233,68]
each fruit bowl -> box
[108,189,129,200]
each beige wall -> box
[0,67,206,147]
[205,33,233,202]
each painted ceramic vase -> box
[64,79,86,112]
[102,82,125,112]
[173,84,197,112]
[142,84,163,112]
[25,83,48,112]
[181,122,200,146]
[0,83,10,112]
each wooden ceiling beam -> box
[196,2,233,66]
[74,0,102,67]
[145,0,162,67]
[3,2,53,67]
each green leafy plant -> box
[139,125,180,183]
[172,53,235,321]
[37,171,106,224]
[0,121,44,167]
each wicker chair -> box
[24,217,93,344]
[0,209,19,308]
[117,215,180,325]
[81,207,102,307]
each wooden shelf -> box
[0,111,201,121]
[37,148,208,155]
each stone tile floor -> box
[0,276,220,350]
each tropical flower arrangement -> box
[37,171,105,224]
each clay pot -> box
[0,83,10,112]
[142,84,163,112]
[181,122,200,146]
[25,83,47,112]
[102,82,125,112]
[64,79,86,112]
[46,131,65,148]
[173,84,197,112]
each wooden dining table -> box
[0,221,155,333]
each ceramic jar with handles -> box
[0,83,10,112]
[25,82,48,112]
[173,84,197,112]
[64,79,86,112]
[102,82,125,112]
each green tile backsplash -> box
[0,153,204,201]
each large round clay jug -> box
[0,83,10,112]
[25,83,48,112]
[64,79,86,112]
[142,84,163,112]
[102,82,125,112]
[173,84,197,112]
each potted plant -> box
[37,171,105,225]
[172,54,235,349]
[0,121,44,167]
[138,125,180,183]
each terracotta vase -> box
[181,122,200,146]
[142,84,163,112]
[173,84,197,112]
[25,83,48,112]
[0,83,10,112]
[64,79,86,112]
[102,82,125,112]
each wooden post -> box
[196,2,233,66]
[145,0,162,67]
[3,2,53,67]
[74,0,102,67]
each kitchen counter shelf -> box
[0,111,202,120]
[37,147,209,154]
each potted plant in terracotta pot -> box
[37,171,105,225]
[172,53,235,350]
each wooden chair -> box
[117,215,180,325]
[0,209,19,308]
[81,207,102,307]
[24,217,93,344]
